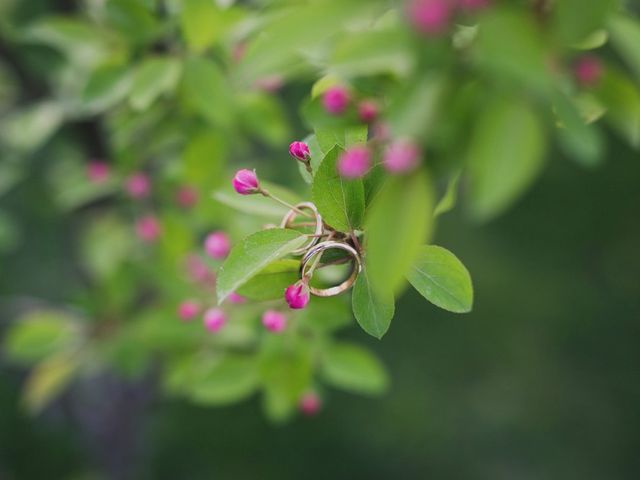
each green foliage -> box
[217,229,307,303]
[312,146,365,232]
[321,343,389,395]
[236,259,300,301]
[406,246,473,313]
[352,266,395,339]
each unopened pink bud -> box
[232,169,260,195]
[176,186,199,208]
[228,292,246,304]
[299,392,322,416]
[337,146,371,178]
[406,0,453,36]
[322,86,350,115]
[124,172,151,199]
[135,215,161,243]
[383,139,421,173]
[372,122,391,142]
[358,100,379,124]
[204,231,231,259]
[284,280,310,309]
[86,161,110,183]
[289,141,311,161]
[184,254,214,284]
[261,310,287,332]
[203,307,226,332]
[574,55,603,88]
[177,300,200,321]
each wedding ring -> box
[280,202,324,255]
[299,241,362,297]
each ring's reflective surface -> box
[279,201,324,255]
[300,241,362,297]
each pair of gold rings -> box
[280,202,362,297]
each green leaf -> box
[259,338,312,423]
[189,354,259,406]
[129,56,181,111]
[180,0,231,52]
[5,311,79,364]
[298,296,353,333]
[406,245,473,313]
[553,93,603,167]
[365,171,434,294]
[474,9,549,92]
[387,73,446,139]
[23,352,78,414]
[594,68,640,149]
[311,146,365,232]
[352,265,395,339]
[182,131,225,190]
[212,180,301,218]
[217,229,307,303]
[0,101,64,152]
[80,214,133,281]
[321,343,389,395]
[609,15,640,82]
[553,0,615,45]
[0,209,20,253]
[236,259,300,301]
[467,98,546,221]
[81,64,132,113]
[434,171,461,217]
[182,57,234,127]
[315,125,368,155]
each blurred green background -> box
[2,138,638,479]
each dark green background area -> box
[1,137,638,479]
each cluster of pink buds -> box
[336,138,422,179]
[406,0,491,36]
[319,86,381,125]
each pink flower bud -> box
[358,100,379,124]
[322,86,350,115]
[574,55,603,88]
[176,186,199,209]
[299,392,322,416]
[261,310,287,333]
[232,169,260,195]
[406,0,453,36]
[228,292,246,304]
[184,254,214,284]
[135,215,161,243]
[337,146,371,178]
[289,141,311,161]
[383,139,421,173]
[86,161,110,183]
[203,308,226,332]
[177,300,200,321]
[458,0,490,12]
[284,280,310,309]
[254,75,284,93]
[372,122,391,142]
[124,172,151,199]
[204,231,231,259]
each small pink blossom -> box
[289,141,311,161]
[204,231,231,259]
[86,161,110,183]
[406,0,453,36]
[358,100,379,124]
[337,146,371,178]
[574,55,603,88]
[184,254,214,284]
[232,169,260,195]
[262,310,287,333]
[372,122,391,142]
[124,172,151,199]
[383,139,421,173]
[177,300,200,321]
[228,292,246,305]
[176,186,199,209]
[322,86,350,115]
[284,280,310,309]
[254,75,284,93]
[135,215,161,243]
[203,308,226,332]
[299,392,322,416]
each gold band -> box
[300,241,362,297]
[280,202,324,255]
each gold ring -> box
[280,202,324,255]
[300,241,362,297]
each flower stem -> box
[260,189,312,217]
